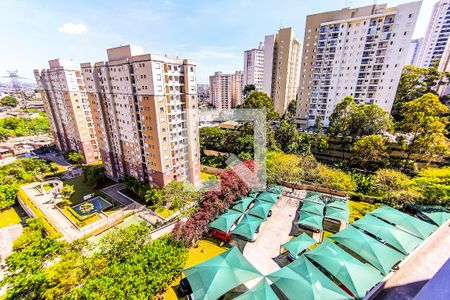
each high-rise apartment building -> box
[209,71,244,109]
[243,43,265,90]
[296,2,421,128]
[406,38,423,66]
[417,0,450,68]
[80,45,200,187]
[34,59,100,164]
[262,27,302,115]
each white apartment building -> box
[406,38,423,66]
[262,27,302,115]
[80,45,200,187]
[243,43,264,90]
[296,2,421,128]
[417,0,450,68]
[209,71,244,109]
[34,59,100,163]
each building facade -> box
[417,0,450,68]
[80,45,200,187]
[262,27,302,115]
[243,43,265,90]
[406,38,423,66]
[34,59,100,164]
[296,2,421,128]
[209,71,244,109]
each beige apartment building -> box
[34,59,100,164]
[262,27,302,115]
[209,71,244,109]
[243,43,264,90]
[80,45,200,187]
[296,2,421,128]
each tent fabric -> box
[327,199,349,211]
[304,192,325,204]
[248,192,259,199]
[209,209,242,233]
[331,225,405,275]
[305,240,383,299]
[232,197,255,213]
[232,214,265,240]
[257,192,279,203]
[300,200,325,216]
[370,206,436,239]
[234,278,279,300]
[352,214,422,255]
[282,233,316,259]
[183,247,262,300]
[267,185,283,195]
[411,205,450,226]
[248,200,274,220]
[325,206,350,222]
[268,255,352,300]
[297,210,324,231]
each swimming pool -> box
[71,196,112,216]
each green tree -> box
[266,151,304,184]
[0,184,18,210]
[398,93,450,166]
[284,99,297,119]
[352,135,389,170]
[275,120,311,154]
[145,189,162,207]
[0,96,18,107]
[392,65,443,121]
[68,151,83,165]
[159,181,200,210]
[238,91,279,120]
[412,167,450,206]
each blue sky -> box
[0,0,435,84]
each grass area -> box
[156,207,175,219]
[0,205,24,228]
[200,171,218,181]
[161,239,229,299]
[348,200,381,223]
[63,175,115,204]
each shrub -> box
[372,169,411,195]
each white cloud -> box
[59,23,87,35]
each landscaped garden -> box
[0,205,26,228]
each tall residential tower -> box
[80,45,200,187]
[209,71,244,109]
[296,2,421,127]
[243,43,265,91]
[34,59,100,163]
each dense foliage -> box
[0,96,18,107]
[0,116,49,141]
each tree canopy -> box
[0,117,49,141]
[238,91,279,120]
[0,96,18,107]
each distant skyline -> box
[0,0,435,84]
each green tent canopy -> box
[232,214,265,240]
[183,247,262,300]
[268,255,352,300]
[301,200,325,216]
[411,205,450,226]
[248,200,274,220]
[209,209,243,233]
[297,210,324,231]
[305,240,383,299]
[304,192,325,204]
[327,199,349,211]
[325,206,350,222]
[248,192,259,199]
[282,233,317,259]
[370,206,436,239]
[352,214,422,255]
[331,225,405,275]
[234,278,279,300]
[232,197,255,213]
[267,185,283,195]
[257,192,278,203]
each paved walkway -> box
[242,195,301,275]
[101,183,133,206]
[0,224,22,262]
[375,221,450,300]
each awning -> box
[281,233,316,259]
[232,197,255,213]
[370,206,436,239]
[248,200,274,220]
[325,206,350,222]
[305,240,383,299]
[304,192,325,204]
[352,214,422,255]
[267,185,283,195]
[331,225,405,275]
[234,278,278,300]
[327,199,349,211]
[411,205,450,226]
[232,214,265,240]
[257,192,278,203]
[301,200,325,216]
[248,192,259,199]
[209,209,243,233]
[297,210,323,231]
[183,247,262,300]
[267,255,352,300]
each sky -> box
[0,0,438,84]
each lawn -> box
[63,175,115,204]
[156,207,175,219]
[348,200,381,223]
[161,239,229,299]
[200,171,218,181]
[0,205,25,228]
